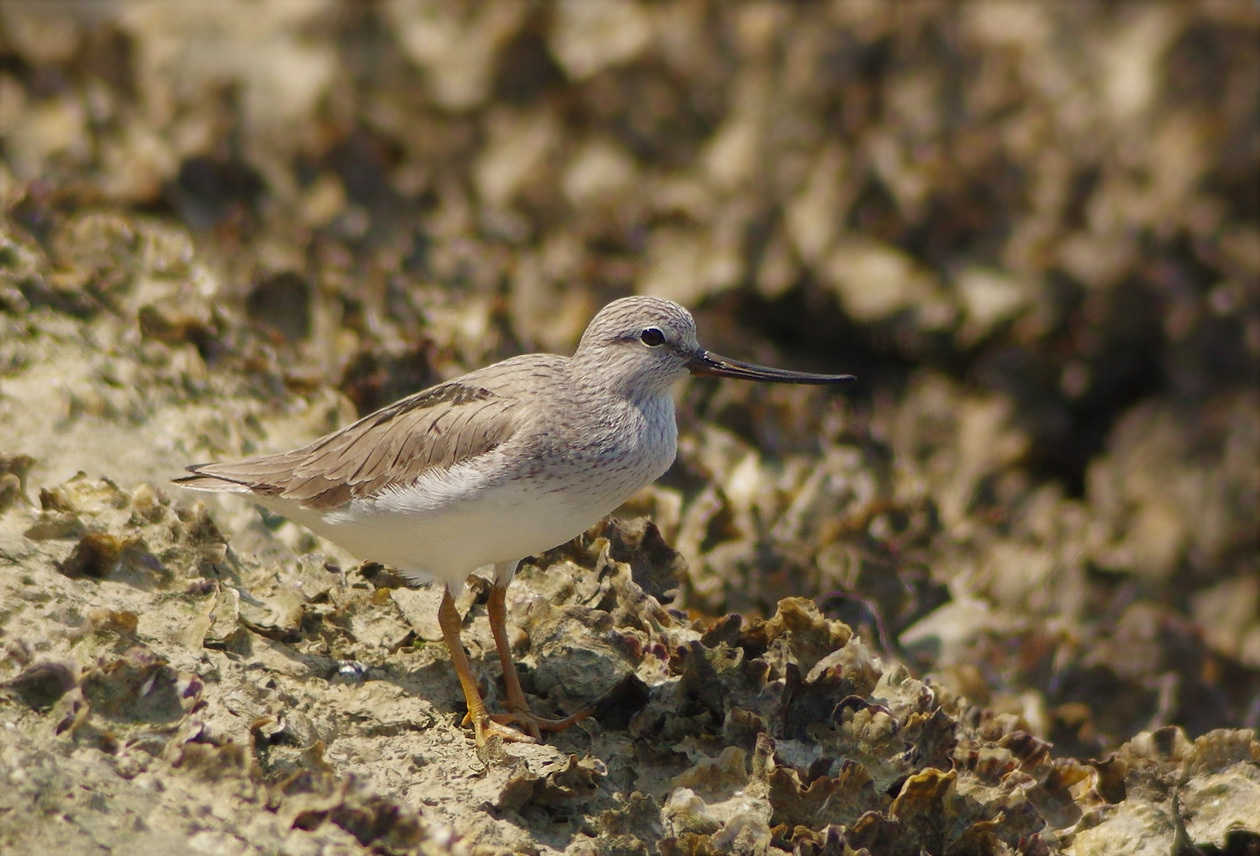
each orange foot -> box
[465,706,591,744]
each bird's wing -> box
[176,378,524,511]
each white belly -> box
[256,438,673,589]
[307,487,588,587]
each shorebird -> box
[176,296,854,745]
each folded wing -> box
[176,381,521,511]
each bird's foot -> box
[469,713,538,746]
[489,706,591,741]
[464,706,591,743]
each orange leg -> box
[485,581,589,739]
[437,588,532,745]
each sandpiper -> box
[177,296,854,745]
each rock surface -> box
[2,3,1258,854]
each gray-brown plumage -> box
[179,379,517,510]
[176,296,854,745]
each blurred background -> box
[1,1,1257,758]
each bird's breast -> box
[544,393,677,513]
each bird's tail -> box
[173,464,259,494]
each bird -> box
[176,296,855,745]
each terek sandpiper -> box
[176,296,854,745]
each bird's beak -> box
[687,350,856,385]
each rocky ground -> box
[1,3,1258,854]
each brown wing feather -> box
[177,381,521,511]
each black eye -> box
[639,327,666,347]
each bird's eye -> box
[639,327,666,347]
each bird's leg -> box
[485,578,590,739]
[437,587,531,745]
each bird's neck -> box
[566,350,652,401]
